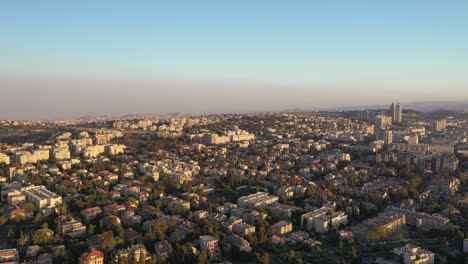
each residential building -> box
[393,244,434,264]
[199,235,220,261]
[79,250,104,264]
[271,220,293,235]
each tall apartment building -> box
[389,102,403,123]
[33,149,50,162]
[432,154,459,174]
[51,147,71,160]
[82,145,105,159]
[301,206,334,232]
[395,103,402,123]
[14,151,37,165]
[376,129,393,144]
[314,212,348,234]
[105,144,126,155]
[375,115,392,129]
[431,119,447,131]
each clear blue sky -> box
[1,1,467,119]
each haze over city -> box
[1,0,468,119]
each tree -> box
[20,201,37,212]
[32,230,52,245]
[100,231,117,261]
[150,218,168,241]
[288,249,297,263]
[366,225,388,241]
[256,218,269,245]
[8,226,16,242]
[19,231,27,247]
[198,251,208,264]
[256,252,270,264]
[0,215,8,225]
[87,224,96,236]
[33,212,44,224]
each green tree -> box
[198,251,208,264]
[152,218,168,241]
[32,230,52,245]
[19,231,27,247]
[20,201,37,212]
[33,212,44,224]
[0,215,8,225]
[87,224,96,236]
[100,231,117,261]
[256,252,270,264]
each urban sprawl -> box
[0,103,467,264]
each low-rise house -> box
[121,210,142,226]
[79,250,104,264]
[0,249,19,264]
[104,204,126,215]
[81,207,102,223]
[154,240,173,261]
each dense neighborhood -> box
[0,105,467,264]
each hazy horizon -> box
[1,1,467,119]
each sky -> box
[1,0,468,119]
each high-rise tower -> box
[389,103,396,122]
[395,103,402,123]
[389,102,402,123]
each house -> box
[154,240,173,261]
[121,211,142,226]
[81,207,102,223]
[8,208,33,221]
[27,245,40,257]
[227,234,252,252]
[104,204,125,215]
[0,249,19,264]
[37,253,53,264]
[79,250,104,264]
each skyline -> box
[1,0,468,119]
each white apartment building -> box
[237,192,279,209]
[314,212,348,234]
[105,144,126,155]
[21,185,62,209]
[0,153,10,165]
[393,244,434,264]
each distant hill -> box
[77,112,190,122]
[403,101,468,112]
[312,100,468,113]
